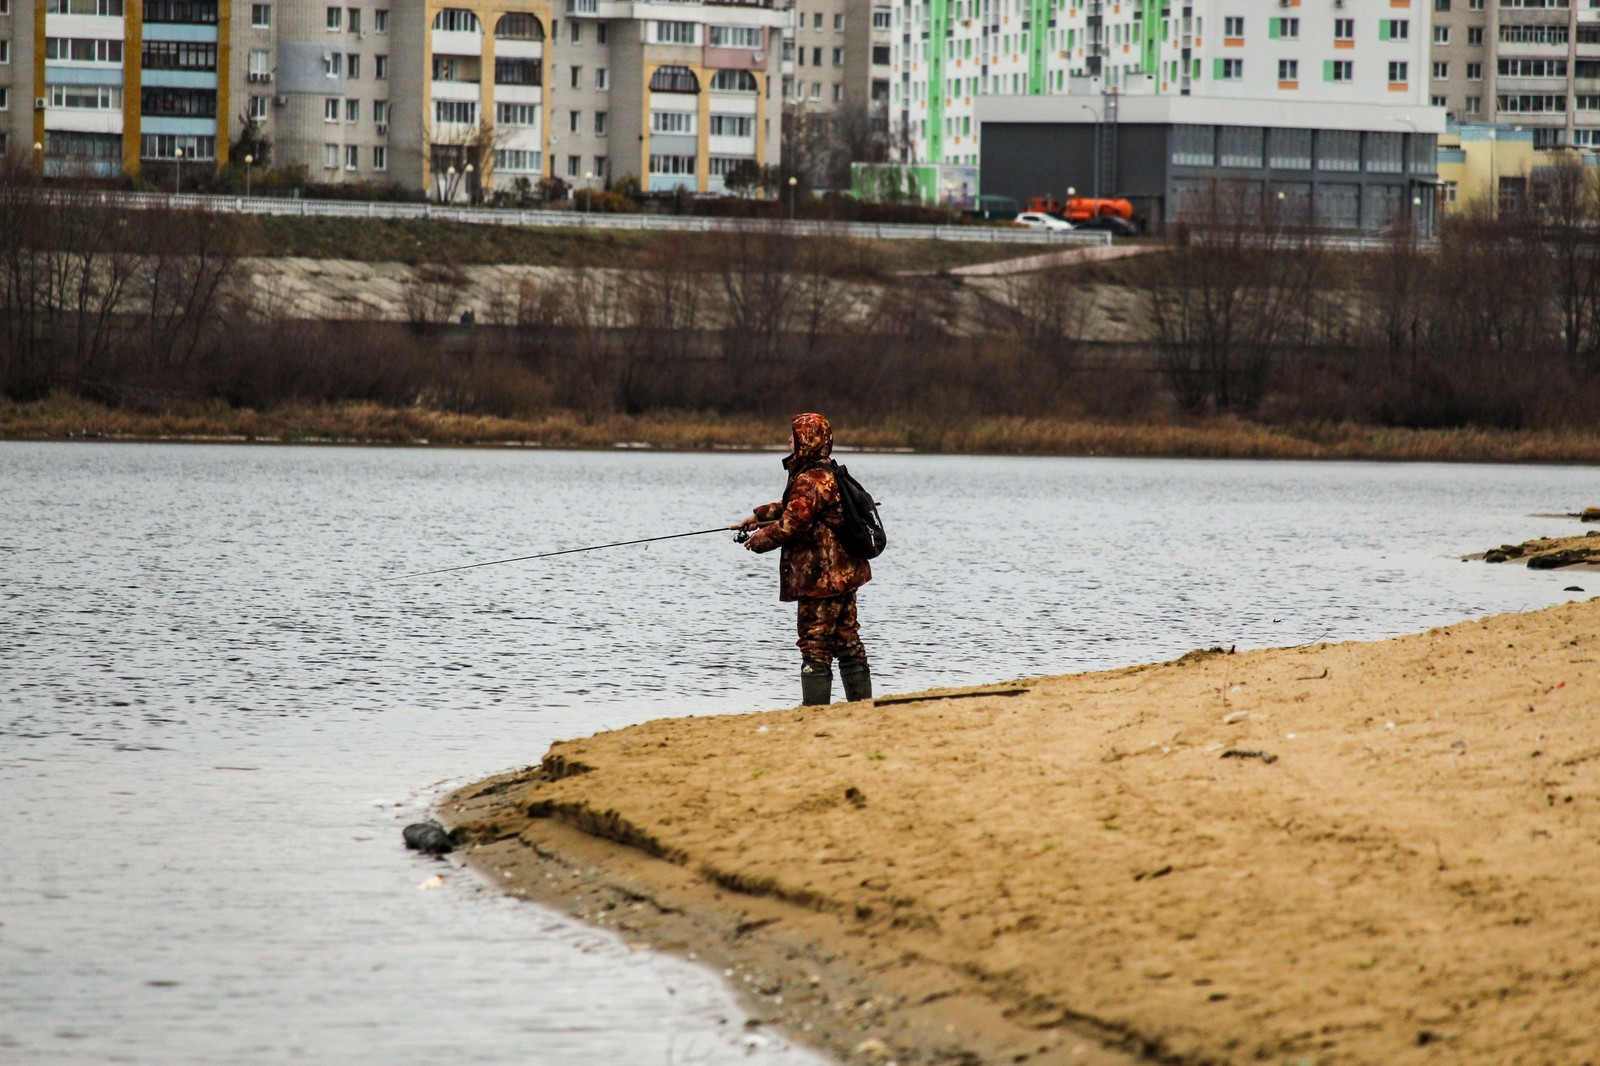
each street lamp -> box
[244,153,254,198]
[173,147,183,195]
[464,163,474,205]
[584,170,593,216]
[1079,103,1100,205]
[446,164,456,203]
[33,141,43,175]
[788,175,798,221]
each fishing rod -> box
[390,523,755,581]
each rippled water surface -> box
[2,442,1593,1065]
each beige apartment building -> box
[3,0,787,198]
[1429,0,1600,149]
[777,0,893,178]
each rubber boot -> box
[839,659,873,702]
[801,659,833,706]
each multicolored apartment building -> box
[0,0,786,197]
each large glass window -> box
[1218,126,1263,168]
[431,9,481,32]
[1316,129,1361,172]
[1170,124,1215,167]
[1268,128,1312,170]
[141,39,216,70]
[143,0,218,24]
[495,12,544,39]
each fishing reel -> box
[734,528,753,544]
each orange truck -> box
[1025,194,1136,222]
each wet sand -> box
[443,595,1600,1065]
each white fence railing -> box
[42,189,1117,248]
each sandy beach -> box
[443,588,1600,1065]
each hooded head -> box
[783,412,832,469]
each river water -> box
[1,442,1592,1065]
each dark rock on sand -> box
[403,821,455,854]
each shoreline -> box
[9,400,1600,463]
[440,594,1600,1066]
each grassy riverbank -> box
[248,215,1041,273]
[443,594,1600,1066]
[7,396,1600,462]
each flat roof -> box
[975,95,1448,135]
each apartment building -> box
[779,0,892,118]
[4,0,786,198]
[893,0,1434,168]
[1428,0,1600,149]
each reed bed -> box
[8,397,1600,463]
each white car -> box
[1013,211,1075,232]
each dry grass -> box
[7,396,1600,462]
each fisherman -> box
[738,412,873,706]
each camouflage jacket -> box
[745,413,873,602]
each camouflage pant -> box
[795,591,867,664]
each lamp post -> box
[244,153,254,198]
[584,170,593,215]
[788,174,798,221]
[446,164,456,203]
[1079,103,1100,205]
[173,147,183,195]
[33,141,43,175]
[464,163,474,205]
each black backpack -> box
[831,462,888,560]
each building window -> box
[812,12,822,28]
[432,9,481,32]
[374,145,387,170]
[496,12,543,39]
[346,99,359,122]
[1433,26,1449,44]
[47,0,126,13]
[1334,18,1354,42]
[709,25,763,48]
[834,12,844,29]
[649,66,700,92]
[347,8,359,33]
[832,83,842,101]
[1443,180,1457,203]
[596,67,608,89]
[249,94,269,119]
[374,8,387,31]
[1465,95,1481,114]
[1432,94,1448,107]
[376,55,388,78]
[323,143,339,169]
[48,38,127,63]
[1218,58,1243,80]
[48,85,122,109]
[594,111,606,134]
[598,24,607,43]
[251,3,270,27]
[345,144,359,170]
[709,113,753,136]
[249,49,270,76]
[374,100,389,124]
[325,98,341,122]
[1433,61,1448,79]
[326,5,341,30]
[710,69,758,92]
[324,52,341,76]
[496,102,539,125]
[141,87,217,117]
[496,58,541,84]
[1388,61,1409,84]
[651,110,695,134]
[493,148,541,172]
[1467,27,1483,45]
[812,47,822,65]
[1279,59,1298,81]
[1467,62,1482,80]
[139,134,216,160]
[1382,20,1409,41]
[1223,16,1244,36]
[653,20,699,44]
[873,9,891,29]
[434,99,477,124]
[1328,60,1354,82]
[1275,17,1299,39]
[571,21,581,43]
[346,53,360,78]
[567,154,581,177]
[1499,58,1567,78]
[569,110,580,133]
[649,154,696,174]
[832,47,844,66]
[1498,93,1567,112]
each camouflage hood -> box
[782,412,833,470]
